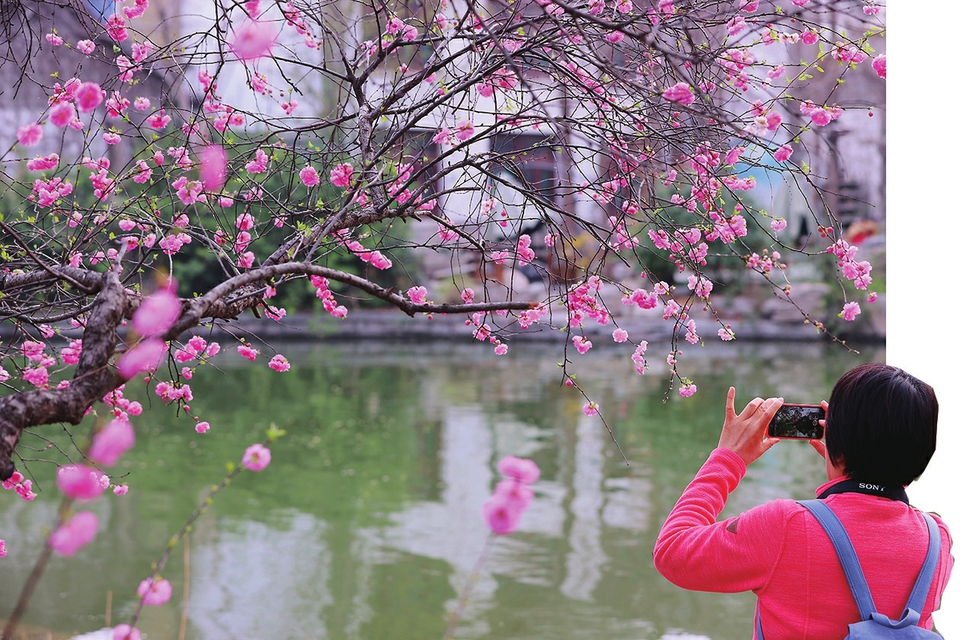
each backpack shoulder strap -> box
[904,512,940,615]
[799,499,877,620]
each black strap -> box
[817,478,909,504]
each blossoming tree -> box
[1,0,882,631]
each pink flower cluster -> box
[330,163,353,187]
[334,230,393,270]
[2,471,37,501]
[481,456,540,535]
[47,414,137,557]
[268,354,290,372]
[662,82,695,105]
[311,275,348,318]
[117,285,182,379]
[516,234,535,265]
[568,276,610,328]
[800,101,843,127]
[827,239,873,291]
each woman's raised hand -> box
[718,387,783,466]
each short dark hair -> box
[825,363,938,487]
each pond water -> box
[0,339,883,639]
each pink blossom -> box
[840,301,861,321]
[50,102,77,128]
[268,354,290,372]
[679,383,698,397]
[236,212,255,231]
[242,443,272,471]
[872,54,886,79]
[89,418,135,467]
[245,149,269,174]
[75,82,105,112]
[107,14,129,41]
[573,335,593,354]
[114,484,129,495]
[133,289,181,337]
[200,145,228,191]
[17,123,43,147]
[687,274,713,298]
[103,132,122,145]
[299,166,320,187]
[105,92,129,117]
[238,344,259,361]
[369,252,392,270]
[147,109,171,129]
[0,539,6,557]
[498,455,540,484]
[113,625,141,640]
[230,19,277,61]
[196,421,210,434]
[481,492,523,535]
[46,32,64,46]
[726,16,746,36]
[238,251,255,268]
[801,30,818,45]
[455,119,475,140]
[77,39,95,54]
[770,218,787,231]
[724,146,744,165]
[517,234,535,265]
[583,402,599,416]
[406,286,428,304]
[773,144,793,163]
[137,577,172,606]
[662,82,695,105]
[56,464,106,501]
[27,154,59,171]
[132,41,153,63]
[612,328,629,343]
[134,97,151,110]
[330,163,353,187]
[49,511,99,557]
[133,159,152,183]
[23,366,49,388]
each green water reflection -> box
[1,340,883,639]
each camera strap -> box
[816,479,909,504]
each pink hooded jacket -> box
[654,448,953,639]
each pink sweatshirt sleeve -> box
[653,448,787,593]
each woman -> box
[653,363,953,638]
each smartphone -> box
[767,403,825,439]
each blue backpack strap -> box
[800,501,941,625]
[904,513,941,615]
[799,499,877,620]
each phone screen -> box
[768,404,825,439]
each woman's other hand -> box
[808,400,829,459]
[718,387,783,466]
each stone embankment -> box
[221,287,885,346]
